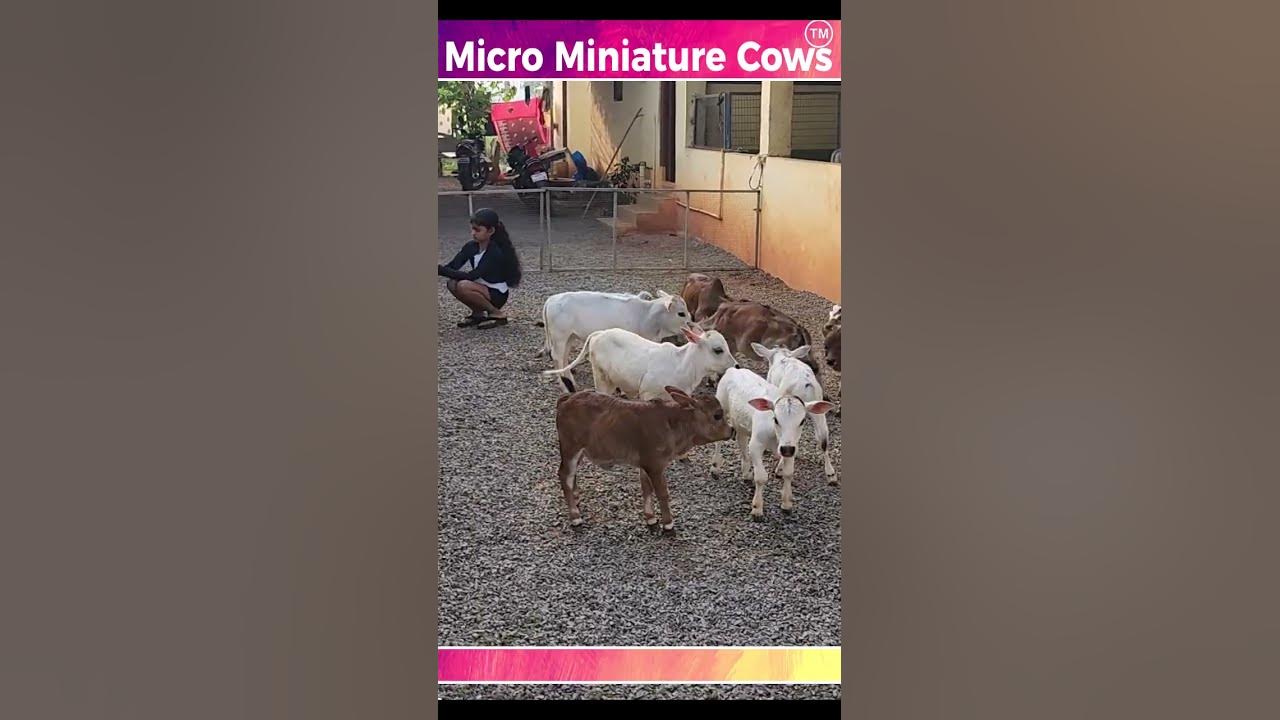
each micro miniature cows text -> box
[539,290,693,392]
[554,386,733,531]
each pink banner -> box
[439,20,840,80]
[438,647,842,683]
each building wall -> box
[560,82,660,179]
[555,79,841,302]
[755,156,841,303]
[674,81,841,303]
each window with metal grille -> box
[789,86,841,161]
[688,92,759,153]
[727,93,761,153]
[690,94,725,150]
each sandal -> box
[457,315,485,328]
[475,317,509,329]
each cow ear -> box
[681,326,702,343]
[790,345,811,360]
[665,386,693,405]
[751,342,772,359]
[747,397,774,412]
[806,400,835,416]
[656,289,672,299]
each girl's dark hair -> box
[470,207,522,288]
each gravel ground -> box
[436,187,841,700]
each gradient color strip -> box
[438,647,841,683]
[439,20,841,79]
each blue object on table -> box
[571,151,590,181]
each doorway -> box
[659,82,676,183]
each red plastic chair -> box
[490,98,550,157]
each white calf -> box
[756,343,838,485]
[539,290,693,392]
[543,324,738,401]
[712,367,833,520]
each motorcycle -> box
[454,138,493,192]
[505,144,569,209]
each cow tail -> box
[544,330,599,378]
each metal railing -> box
[437,186,761,273]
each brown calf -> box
[554,386,732,531]
[700,300,823,382]
[823,323,842,416]
[823,324,841,373]
[680,273,732,322]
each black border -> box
[439,1,839,20]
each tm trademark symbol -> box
[805,20,834,49]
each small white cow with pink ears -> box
[712,367,834,520]
[757,343,838,485]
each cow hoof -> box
[645,517,658,526]
[570,517,583,527]
[827,477,839,486]
[750,511,764,522]
[662,523,675,533]
[781,505,794,514]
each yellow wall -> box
[676,149,760,266]
[563,83,592,162]
[674,82,841,303]
[756,156,841,303]
[559,82,660,179]
[558,80,841,303]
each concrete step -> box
[618,195,682,232]
[596,216,637,236]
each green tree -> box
[438,81,516,139]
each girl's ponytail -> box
[471,210,522,288]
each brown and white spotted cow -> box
[822,304,841,338]
[680,273,733,323]
[699,300,823,383]
[823,323,841,374]
[553,386,732,532]
[823,322,842,416]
